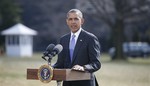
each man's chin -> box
[72,29,79,33]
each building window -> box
[7,35,19,45]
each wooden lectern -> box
[27,69,91,81]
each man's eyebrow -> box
[68,17,79,19]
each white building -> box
[1,23,37,57]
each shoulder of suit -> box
[82,30,98,39]
[60,33,70,39]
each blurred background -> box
[0,0,150,52]
[0,0,150,56]
[0,0,150,86]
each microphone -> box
[49,44,63,57]
[46,44,55,51]
[42,44,55,60]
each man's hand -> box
[72,65,85,71]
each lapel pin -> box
[80,39,82,41]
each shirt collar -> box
[71,28,82,38]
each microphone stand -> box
[43,54,62,86]
[47,57,52,66]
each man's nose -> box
[71,19,76,23]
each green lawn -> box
[0,53,150,86]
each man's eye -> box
[74,18,79,20]
[68,18,72,20]
[68,18,79,21]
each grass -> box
[0,53,150,86]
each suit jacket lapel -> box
[66,33,71,61]
[71,30,85,64]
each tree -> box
[87,0,150,60]
[20,0,76,51]
[0,0,21,46]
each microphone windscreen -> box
[53,44,63,54]
[46,44,55,52]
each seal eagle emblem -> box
[38,65,53,83]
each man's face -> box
[66,12,84,33]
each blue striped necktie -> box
[70,34,76,62]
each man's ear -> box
[66,19,69,25]
[81,18,84,24]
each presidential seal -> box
[38,65,53,83]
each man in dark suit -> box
[53,9,101,86]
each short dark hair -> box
[67,9,83,18]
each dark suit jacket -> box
[53,29,101,86]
